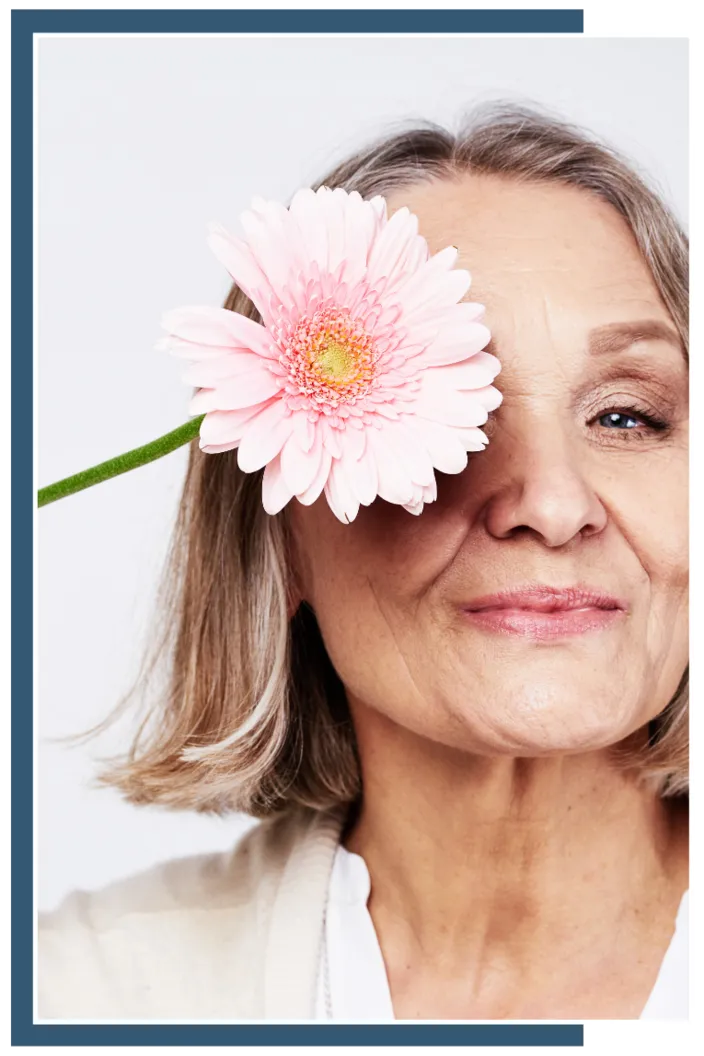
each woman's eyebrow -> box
[481,320,684,362]
[588,320,684,357]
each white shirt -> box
[315,845,689,1020]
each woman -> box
[39,104,689,1021]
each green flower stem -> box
[37,415,205,508]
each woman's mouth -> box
[461,585,627,641]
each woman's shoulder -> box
[38,806,334,1020]
[41,810,302,925]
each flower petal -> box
[189,368,283,413]
[158,335,232,360]
[198,440,239,454]
[162,305,277,358]
[377,420,435,487]
[369,195,388,228]
[288,187,330,272]
[319,417,343,459]
[402,499,425,516]
[207,223,275,314]
[422,351,502,392]
[394,301,486,353]
[396,264,472,326]
[237,400,296,473]
[366,206,421,291]
[296,447,332,505]
[199,402,272,449]
[472,384,504,413]
[340,437,378,506]
[455,426,489,451]
[261,453,295,515]
[319,187,348,277]
[403,416,469,475]
[182,351,276,387]
[365,427,415,505]
[411,388,491,428]
[291,410,316,452]
[337,422,366,462]
[402,477,437,515]
[424,476,438,503]
[324,459,361,524]
[417,323,494,367]
[393,244,458,300]
[241,198,306,308]
[280,426,324,495]
[340,191,378,288]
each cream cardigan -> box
[38,805,348,1020]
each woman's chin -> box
[440,694,646,758]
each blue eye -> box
[599,412,640,429]
[595,406,669,434]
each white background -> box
[37,34,688,912]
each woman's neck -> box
[343,703,688,1010]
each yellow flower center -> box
[315,339,355,380]
[284,304,380,406]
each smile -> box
[461,585,627,641]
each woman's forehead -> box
[387,173,672,333]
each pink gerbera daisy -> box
[159,186,502,523]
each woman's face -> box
[289,174,689,756]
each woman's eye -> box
[599,411,641,430]
[593,407,670,436]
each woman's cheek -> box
[602,454,687,585]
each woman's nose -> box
[478,419,608,548]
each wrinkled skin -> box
[290,174,688,759]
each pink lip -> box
[462,585,626,641]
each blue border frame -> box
[15,7,585,1047]
[12,8,585,33]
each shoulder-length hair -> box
[97,103,689,816]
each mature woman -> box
[39,104,688,1021]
